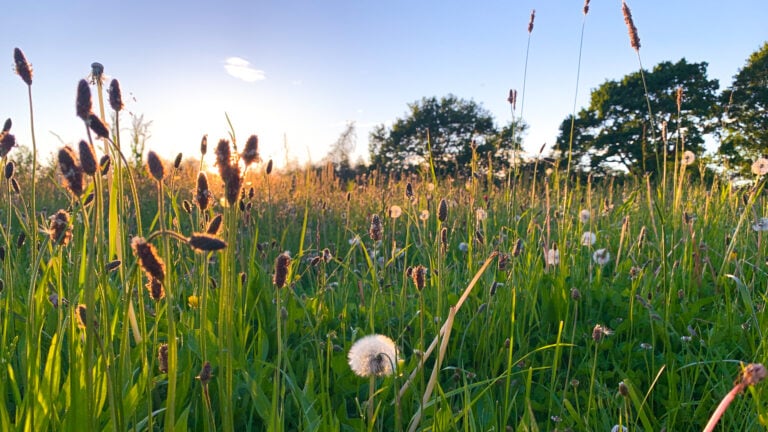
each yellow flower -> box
[188,295,200,308]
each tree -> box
[369,95,521,177]
[718,42,768,173]
[554,59,719,176]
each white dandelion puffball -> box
[389,205,402,219]
[593,248,611,266]
[419,210,430,221]
[753,218,768,232]
[581,231,597,246]
[753,158,768,176]
[349,236,361,246]
[579,209,590,224]
[546,248,559,266]
[611,426,628,432]
[681,150,696,166]
[458,242,469,252]
[475,208,488,221]
[347,334,398,377]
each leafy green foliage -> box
[555,59,719,175]
[719,42,768,173]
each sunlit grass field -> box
[3,40,768,432]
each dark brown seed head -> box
[0,246,5,261]
[158,344,169,373]
[131,237,166,282]
[78,140,97,176]
[146,151,165,181]
[266,159,273,175]
[411,265,427,291]
[182,200,192,214]
[76,79,92,121]
[570,287,581,301]
[405,182,414,199]
[618,381,629,397]
[13,48,32,86]
[527,9,535,33]
[173,152,183,169]
[200,134,208,156]
[196,361,213,385]
[622,1,641,51]
[438,198,448,222]
[75,304,88,329]
[222,165,242,206]
[90,62,104,82]
[273,253,291,289]
[10,178,20,194]
[108,79,123,112]
[583,0,590,15]
[241,135,260,166]
[512,238,524,257]
[323,248,333,263]
[0,133,16,157]
[196,172,211,210]
[58,146,84,196]
[105,260,121,272]
[88,114,110,139]
[215,139,231,171]
[206,214,223,235]
[4,161,14,179]
[146,276,165,301]
[369,214,382,242]
[440,227,448,251]
[16,232,26,248]
[99,154,111,175]
[2,118,10,133]
[188,233,227,252]
[49,209,72,246]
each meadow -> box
[3,17,768,432]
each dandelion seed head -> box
[581,231,597,246]
[347,334,398,377]
[458,242,469,252]
[419,210,430,222]
[579,209,590,224]
[681,150,696,166]
[752,158,768,176]
[593,248,611,266]
[389,205,402,219]
[475,208,487,222]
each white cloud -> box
[224,57,265,82]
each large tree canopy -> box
[555,59,719,176]
[369,95,523,176]
[718,42,768,173]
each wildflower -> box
[0,132,15,158]
[347,334,398,377]
[108,79,123,112]
[753,218,768,232]
[188,295,200,308]
[581,231,597,246]
[58,146,84,196]
[158,344,169,373]
[196,361,213,385]
[473,209,487,223]
[546,245,559,266]
[570,288,581,301]
[273,252,291,289]
[593,248,611,266]
[419,209,430,221]
[389,205,402,219]
[76,79,92,121]
[369,214,382,241]
[426,183,435,192]
[48,210,72,246]
[13,48,33,86]
[752,158,768,176]
[592,324,613,342]
[196,172,212,211]
[579,209,590,224]
[618,381,629,397]
[131,237,166,282]
[640,342,652,350]
[458,242,469,252]
[241,135,260,166]
[322,248,333,263]
[681,150,696,166]
[681,335,692,342]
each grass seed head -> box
[78,140,97,176]
[49,210,72,246]
[206,214,223,235]
[108,79,123,112]
[0,132,17,158]
[188,233,228,252]
[369,214,383,241]
[241,135,260,166]
[273,252,291,289]
[173,152,183,169]
[2,118,10,133]
[583,0,590,15]
[411,265,427,291]
[105,260,121,272]
[99,154,111,175]
[222,165,242,206]
[440,227,448,251]
[266,159,273,175]
[58,146,84,196]
[200,134,208,156]
[4,161,14,179]
[527,9,535,33]
[592,324,613,342]
[146,276,165,301]
[88,114,110,139]
[196,172,211,210]
[10,178,20,194]
[16,232,25,248]
[622,1,641,51]
[157,344,169,373]
[182,200,192,214]
[146,150,165,181]
[197,361,213,385]
[13,48,32,85]
[131,237,166,282]
[215,139,232,172]
[76,79,92,121]
[438,198,448,222]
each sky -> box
[2,0,766,171]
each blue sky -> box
[2,0,766,170]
